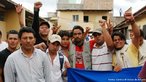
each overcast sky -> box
[12,0,146,17]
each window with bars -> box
[84,16,89,23]
[73,15,79,22]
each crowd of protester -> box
[0,1,146,82]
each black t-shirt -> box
[0,48,12,82]
[36,35,48,47]
[32,9,48,47]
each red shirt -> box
[89,40,96,51]
[139,62,146,79]
[75,46,85,69]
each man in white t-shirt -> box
[91,20,114,71]
[0,30,8,51]
[138,30,146,66]
[47,34,70,82]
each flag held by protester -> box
[67,67,142,82]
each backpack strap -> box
[58,52,64,72]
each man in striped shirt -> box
[91,20,114,71]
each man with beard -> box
[91,20,114,71]
[69,25,91,69]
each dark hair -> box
[69,31,73,37]
[72,25,84,34]
[0,30,2,35]
[39,21,50,28]
[140,29,144,38]
[18,27,36,39]
[58,30,70,38]
[111,31,127,44]
[7,30,18,39]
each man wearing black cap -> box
[16,2,51,51]
[31,2,50,51]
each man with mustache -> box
[69,25,91,69]
[91,20,114,71]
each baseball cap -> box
[49,34,61,43]
[39,21,50,28]
[92,28,102,36]
[94,28,102,34]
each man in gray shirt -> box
[4,27,51,82]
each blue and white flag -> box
[67,67,142,82]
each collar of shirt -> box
[19,47,37,59]
[93,42,106,49]
[116,44,128,53]
[46,49,59,59]
[47,52,59,64]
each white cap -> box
[93,28,102,34]
[48,34,61,43]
